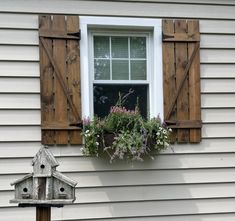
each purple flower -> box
[83,117,91,126]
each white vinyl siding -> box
[0,1,235,221]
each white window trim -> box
[80,16,163,119]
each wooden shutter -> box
[163,19,201,143]
[39,15,82,145]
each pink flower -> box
[83,117,91,126]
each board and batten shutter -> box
[39,15,82,145]
[162,19,201,143]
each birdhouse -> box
[10,146,77,206]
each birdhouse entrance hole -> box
[23,188,28,193]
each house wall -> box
[1,0,235,220]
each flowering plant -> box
[81,95,171,163]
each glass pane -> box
[131,60,146,80]
[111,37,128,58]
[112,60,129,80]
[130,37,146,58]
[94,84,148,118]
[94,59,110,80]
[94,36,110,58]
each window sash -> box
[91,32,150,82]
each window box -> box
[81,96,171,163]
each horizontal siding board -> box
[1,1,235,19]
[202,109,235,123]
[0,126,40,142]
[165,138,235,154]
[201,94,235,108]
[0,78,40,93]
[1,209,235,221]
[0,14,38,29]
[201,49,235,63]
[0,29,38,45]
[0,46,38,61]
[0,142,42,159]
[3,183,235,207]
[202,124,235,138]
[56,153,235,171]
[201,64,235,78]
[51,199,235,219]
[4,199,235,220]
[2,168,235,190]
[0,62,39,77]
[54,183,235,203]
[2,138,235,159]
[0,110,40,125]
[0,143,82,158]
[87,0,235,5]
[201,79,235,93]
[201,34,235,49]
[2,154,235,174]
[0,94,40,109]
[41,214,235,221]
[200,20,235,34]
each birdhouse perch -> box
[10,146,77,207]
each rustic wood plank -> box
[188,20,201,143]
[36,207,51,221]
[166,120,202,129]
[52,15,68,144]
[39,29,80,40]
[175,20,189,143]
[39,15,54,144]
[163,32,200,42]
[162,20,176,143]
[67,16,83,144]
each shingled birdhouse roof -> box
[32,146,59,168]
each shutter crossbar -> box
[163,32,200,42]
[40,37,81,123]
[165,42,200,120]
[39,30,80,40]
[166,120,201,129]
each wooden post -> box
[36,207,51,221]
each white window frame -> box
[80,16,163,119]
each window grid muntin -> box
[92,32,149,82]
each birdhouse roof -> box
[11,173,33,186]
[32,146,59,167]
[53,171,77,187]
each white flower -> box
[163,129,167,134]
[97,135,100,137]
[95,142,99,146]
[85,130,90,133]
[156,132,160,136]
[157,140,160,144]
[169,128,172,132]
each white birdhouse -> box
[10,146,77,206]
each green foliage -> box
[81,93,172,163]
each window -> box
[80,16,163,119]
[92,32,149,118]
